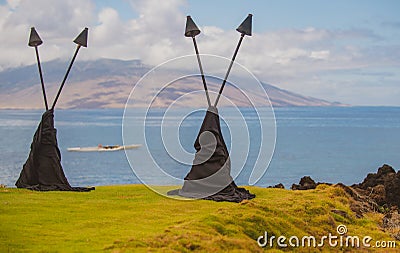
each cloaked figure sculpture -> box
[15,27,93,191]
[175,106,255,202]
[168,15,255,202]
[16,110,93,191]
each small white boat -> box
[67,144,141,152]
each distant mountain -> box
[0,58,345,109]
[261,83,344,107]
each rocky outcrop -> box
[290,164,400,209]
[335,183,379,218]
[291,176,317,190]
[268,183,285,189]
[352,164,400,208]
[288,165,400,240]
[291,176,331,190]
[383,207,400,240]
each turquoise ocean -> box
[0,107,399,188]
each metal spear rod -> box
[213,33,244,107]
[34,46,49,110]
[51,45,81,110]
[51,27,88,110]
[28,27,48,110]
[192,37,211,107]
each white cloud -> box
[86,0,189,65]
[0,0,95,70]
[92,8,124,47]
[310,50,330,60]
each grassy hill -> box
[0,184,397,252]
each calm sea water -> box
[0,107,399,188]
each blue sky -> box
[0,0,399,105]
[106,0,400,32]
[191,1,399,31]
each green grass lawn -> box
[0,184,397,252]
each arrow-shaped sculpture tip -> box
[28,27,43,47]
[236,14,252,36]
[73,27,88,47]
[185,15,201,37]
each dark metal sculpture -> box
[16,27,93,192]
[169,14,255,202]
